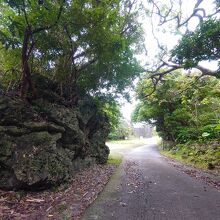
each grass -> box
[160,142,220,174]
[106,137,155,165]
[107,152,123,165]
[161,150,202,166]
[161,150,211,171]
[106,138,149,150]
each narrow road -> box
[82,139,220,220]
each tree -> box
[171,18,220,76]
[143,0,220,93]
[108,118,132,140]
[0,0,66,98]
[99,97,121,131]
[132,72,220,143]
[0,0,144,101]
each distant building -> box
[133,122,153,138]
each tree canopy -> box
[0,0,144,100]
[132,1,220,142]
[143,0,220,92]
[171,18,220,76]
[132,72,220,143]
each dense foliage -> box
[99,97,132,140]
[0,0,144,100]
[171,18,220,72]
[108,118,132,140]
[98,97,121,131]
[144,0,220,89]
[132,72,220,143]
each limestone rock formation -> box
[0,87,110,190]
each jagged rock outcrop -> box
[0,83,110,190]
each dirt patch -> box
[0,164,116,220]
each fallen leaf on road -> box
[119,202,127,207]
[26,198,45,203]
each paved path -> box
[82,139,220,220]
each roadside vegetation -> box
[132,0,220,174]
[108,153,123,165]
[108,119,133,140]
[133,73,220,172]
[161,143,220,174]
[0,0,220,218]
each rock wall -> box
[0,89,110,190]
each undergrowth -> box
[161,141,220,174]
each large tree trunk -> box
[20,27,36,99]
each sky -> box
[121,0,219,121]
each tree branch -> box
[76,59,96,74]
[196,65,220,78]
[149,0,219,29]
[32,0,65,34]
[144,60,220,97]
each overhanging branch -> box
[144,61,220,97]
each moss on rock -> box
[0,93,110,190]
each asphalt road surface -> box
[82,139,220,220]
